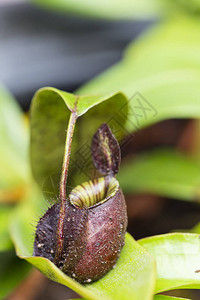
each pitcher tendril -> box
[60,111,78,201]
[56,110,78,264]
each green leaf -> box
[154,296,190,300]
[30,87,128,196]
[0,86,29,202]
[0,250,31,300]
[30,0,166,20]
[10,188,156,300]
[118,149,200,201]
[78,17,200,132]
[139,233,200,293]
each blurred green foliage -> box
[118,149,200,202]
[0,206,13,252]
[30,0,200,19]
[78,17,200,131]
[30,0,166,20]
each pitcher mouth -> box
[69,176,119,208]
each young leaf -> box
[30,88,128,197]
[78,17,200,132]
[139,233,200,293]
[118,149,200,202]
[92,123,121,175]
[10,189,156,300]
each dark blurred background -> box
[0,1,152,110]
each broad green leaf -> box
[0,206,13,251]
[0,86,29,202]
[0,250,31,300]
[154,296,190,300]
[31,87,128,197]
[30,0,166,20]
[78,17,200,132]
[10,187,155,300]
[118,149,200,202]
[139,233,200,293]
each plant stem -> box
[55,110,77,264]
